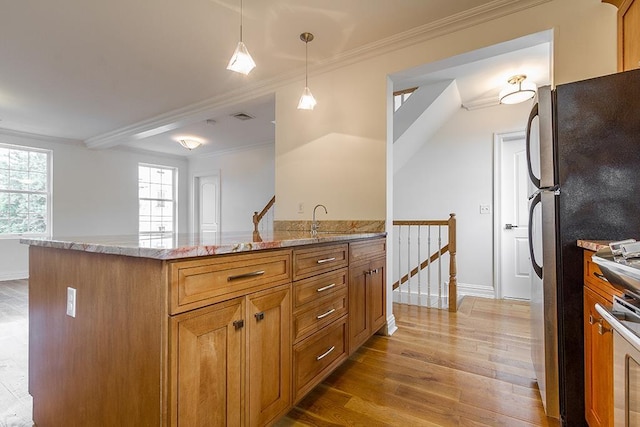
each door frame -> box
[192,171,221,234]
[493,130,526,299]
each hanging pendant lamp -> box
[227,0,256,75]
[297,32,317,110]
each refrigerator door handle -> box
[528,185,560,201]
[526,102,541,189]
[528,192,543,279]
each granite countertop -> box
[577,240,611,252]
[20,230,386,260]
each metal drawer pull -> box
[227,270,265,281]
[316,283,336,293]
[597,320,611,335]
[255,312,265,321]
[316,308,336,320]
[316,257,336,264]
[316,345,335,361]
[593,271,609,282]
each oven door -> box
[613,331,640,426]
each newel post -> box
[448,213,457,312]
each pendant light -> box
[499,75,537,104]
[227,0,256,75]
[297,32,317,110]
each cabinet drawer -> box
[292,290,348,343]
[293,316,348,401]
[583,250,623,303]
[169,250,291,314]
[293,268,348,308]
[349,238,386,265]
[293,244,348,280]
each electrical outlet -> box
[479,204,491,214]
[298,202,304,214]
[66,287,76,318]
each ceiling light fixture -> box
[178,139,201,150]
[227,0,256,75]
[499,75,537,104]
[297,32,317,110]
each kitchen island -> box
[21,231,387,426]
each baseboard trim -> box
[381,314,398,336]
[457,282,496,299]
[0,271,29,281]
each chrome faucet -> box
[311,204,328,235]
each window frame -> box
[138,163,178,246]
[0,143,53,239]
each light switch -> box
[66,287,76,318]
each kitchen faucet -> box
[311,204,328,235]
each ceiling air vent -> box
[230,112,255,121]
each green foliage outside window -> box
[0,145,50,235]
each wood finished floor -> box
[0,280,555,426]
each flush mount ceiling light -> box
[297,32,317,110]
[499,75,537,104]
[227,0,256,75]
[178,139,201,150]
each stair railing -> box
[253,195,276,234]
[392,213,457,312]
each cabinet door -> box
[247,284,292,426]
[369,257,386,333]
[584,287,613,427]
[171,298,245,427]
[349,262,370,353]
[619,0,640,71]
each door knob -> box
[505,224,519,230]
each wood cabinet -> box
[27,235,386,427]
[291,244,350,401]
[169,253,292,427]
[583,250,620,427]
[349,238,387,354]
[618,0,640,71]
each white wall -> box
[0,131,188,280]
[189,143,275,232]
[394,101,533,297]
[273,0,616,328]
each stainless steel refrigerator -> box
[526,68,640,426]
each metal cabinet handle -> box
[592,272,609,282]
[227,270,265,281]
[317,257,336,264]
[316,283,336,293]
[316,308,336,320]
[233,320,244,330]
[255,312,264,321]
[589,314,595,325]
[316,345,335,361]
[597,320,611,335]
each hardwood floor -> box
[278,297,558,426]
[0,279,32,427]
[0,280,555,426]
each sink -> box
[593,247,640,297]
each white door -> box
[195,174,220,234]
[500,135,531,299]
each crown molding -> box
[462,95,501,110]
[85,0,551,150]
[191,140,275,160]
[0,127,83,146]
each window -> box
[393,87,417,112]
[0,144,52,237]
[138,164,176,247]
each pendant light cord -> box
[305,39,308,87]
[239,0,243,42]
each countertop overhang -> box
[20,231,386,260]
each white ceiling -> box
[0,0,550,157]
